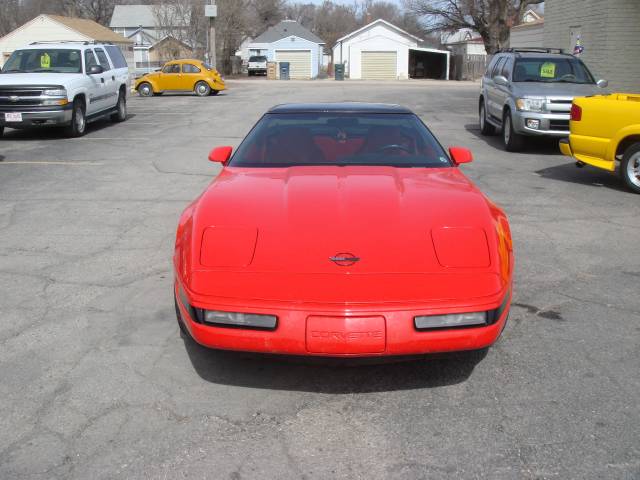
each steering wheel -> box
[560,73,577,81]
[376,144,412,154]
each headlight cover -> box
[414,290,511,331]
[43,88,67,97]
[414,312,487,330]
[516,97,546,112]
[203,310,277,330]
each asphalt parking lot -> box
[1,79,639,479]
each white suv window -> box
[104,45,127,69]
[94,48,111,71]
[85,50,98,72]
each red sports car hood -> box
[182,166,511,304]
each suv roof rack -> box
[498,47,567,55]
[29,40,115,46]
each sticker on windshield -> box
[540,62,555,78]
[40,53,51,69]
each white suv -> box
[0,41,130,138]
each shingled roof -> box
[48,15,132,43]
[253,20,324,44]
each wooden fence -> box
[450,54,487,81]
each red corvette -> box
[174,103,513,357]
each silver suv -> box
[478,48,608,151]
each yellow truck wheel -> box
[620,143,640,194]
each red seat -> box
[360,126,416,155]
[314,135,365,163]
[264,127,326,164]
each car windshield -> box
[229,112,452,168]
[513,57,595,84]
[2,49,82,74]
[249,56,267,62]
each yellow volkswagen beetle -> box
[135,59,226,97]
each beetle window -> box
[183,63,201,73]
[162,64,180,73]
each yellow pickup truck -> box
[559,93,640,193]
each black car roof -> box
[268,103,413,114]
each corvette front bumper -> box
[174,280,511,357]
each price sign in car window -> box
[40,52,51,69]
[540,62,556,78]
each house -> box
[543,0,640,92]
[235,37,254,62]
[333,19,449,80]
[248,20,325,79]
[440,28,486,81]
[109,4,194,75]
[510,8,544,48]
[0,14,133,68]
[441,29,487,56]
[522,8,543,24]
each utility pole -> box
[205,0,217,69]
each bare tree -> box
[248,0,286,34]
[0,0,23,36]
[282,1,432,50]
[215,0,252,73]
[283,3,317,29]
[0,0,67,36]
[403,0,544,53]
[59,0,117,25]
[357,0,427,39]
[152,0,193,44]
[311,2,359,49]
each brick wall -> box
[544,0,640,92]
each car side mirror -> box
[597,79,608,88]
[493,75,509,87]
[449,147,473,165]
[209,146,233,164]
[88,65,104,75]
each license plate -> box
[306,316,386,354]
[5,112,22,122]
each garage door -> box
[275,50,312,79]
[361,51,397,80]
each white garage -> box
[275,49,312,79]
[333,19,449,80]
[361,51,397,80]
[248,20,325,79]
